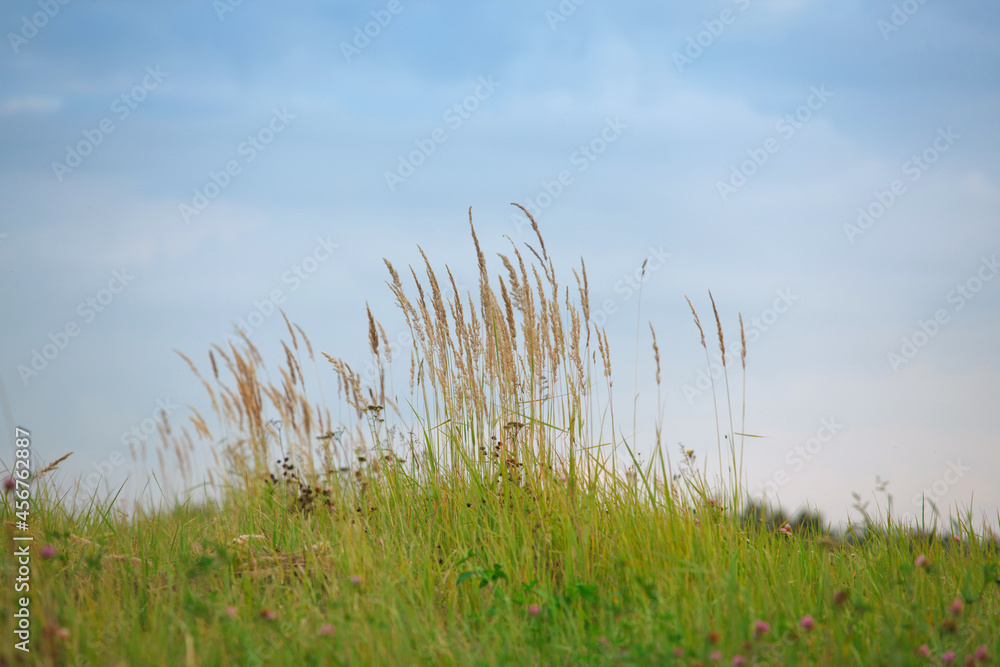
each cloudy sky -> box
[1,1,998,529]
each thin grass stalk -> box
[632,259,648,456]
[708,290,738,500]
[685,295,723,488]
[738,313,747,507]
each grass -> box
[2,206,999,666]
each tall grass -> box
[173,205,733,514]
[2,207,998,666]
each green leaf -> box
[574,582,599,604]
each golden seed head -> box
[708,290,725,365]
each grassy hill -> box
[3,210,997,665]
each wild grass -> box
[2,206,999,666]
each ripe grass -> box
[2,207,999,666]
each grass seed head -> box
[686,296,706,350]
[709,290,726,365]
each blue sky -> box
[1,0,998,528]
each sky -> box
[1,0,998,530]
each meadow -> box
[2,208,998,666]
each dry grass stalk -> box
[188,407,211,441]
[466,292,483,388]
[569,303,584,389]
[408,349,416,394]
[167,204,713,512]
[499,252,520,295]
[367,304,379,358]
[510,202,547,262]
[468,207,488,281]
[686,296,706,350]
[384,259,423,347]
[709,290,725,366]
[409,267,434,350]
[36,452,72,478]
[579,259,590,347]
[175,349,219,419]
[739,313,747,370]
[280,309,298,351]
[597,329,612,378]
[524,243,547,278]
[650,323,661,386]
[532,265,550,375]
[377,321,391,363]
[498,276,517,347]
[295,323,314,360]
[446,267,471,403]
[547,282,564,375]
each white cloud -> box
[1,95,62,115]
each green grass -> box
[2,473,998,666]
[2,208,998,665]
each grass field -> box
[3,209,998,666]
